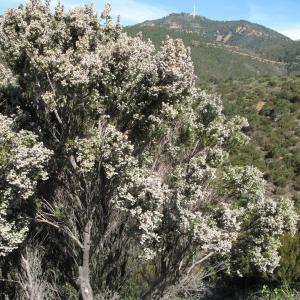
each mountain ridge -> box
[140,13,291,42]
[125,13,300,81]
[135,13,299,60]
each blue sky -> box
[1,0,300,40]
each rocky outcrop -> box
[236,24,269,37]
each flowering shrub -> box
[0,114,52,256]
[0,1,297,298]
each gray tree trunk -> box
[78,220,93,300]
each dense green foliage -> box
[206,76,300,297]
[204,76,300,201]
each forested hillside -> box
[132,13,300,62]
[205,76,300,204]
[125,26,287,82]
[125,13,300,80]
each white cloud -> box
[0,0,170,25]
[53,0,171,25]
[109,0,171,24]
[248,3,270,24]
[279,25,300,41]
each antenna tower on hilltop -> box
[192,1,196,18]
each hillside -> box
[136,13,300,61]
[204,76,300,209]
[125,13,300,81]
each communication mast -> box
[192,1,196,18]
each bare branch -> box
[36,200,84,249]
[187,252,214,276]
[45,72,63,125]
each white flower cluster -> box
[73,123,135,178]
[242,196,298,273]
[155,37,196,101]
[0,114,52,256]
[162,155,239,257]
[115,173,168,259]
[223,166,298,274]
[183,207,241,255]
[198,90,223,118]
[0,199,28,256]
[0,1,198,128]
[0,63,17,88]
[223,166,265,200]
